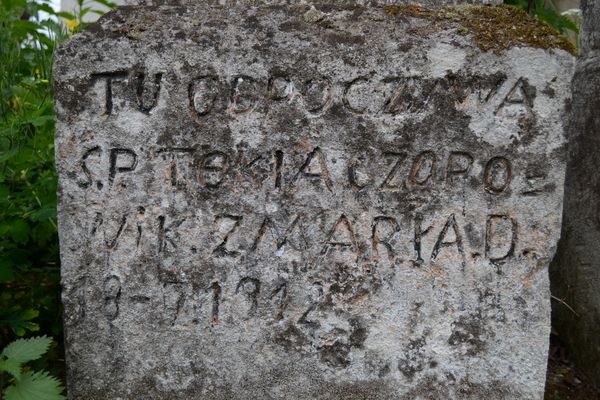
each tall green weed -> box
[0,0,113,395]
[0,0,65,347]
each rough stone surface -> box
[551,0,600,390]
[124,0,503,7]
[579,0,600,58]
[54,3,573,399]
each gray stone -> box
[551,0,600,390]
[54,3,574,399]
[60,0,503,25]
[126,0,502,7]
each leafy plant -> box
[0,0,114,395]
[505,0,579,36]
[0,336,65,399]
[46,0,117,34]
[0,0,65,349]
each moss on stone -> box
[383,4,576,55]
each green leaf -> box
[35,3,57,15]
[4,370,66,400]
[93,0,117,8]
[0,309,40,336]
[22,115,53,128]
[0,356,22,380]
[80,6,92,16]
[7,219,30,245]
[10,20,42,39]
[54,11,76,19]
[0,147,19,162]
[15,322,40,337]
[1,336,52,363]
[29,207,56,222]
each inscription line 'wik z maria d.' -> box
[54,3,574,400]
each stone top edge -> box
[59,3,575,58]
[130,0,502,6]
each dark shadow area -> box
[545,328,600,400]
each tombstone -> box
[54,3,574,399]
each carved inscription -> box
[87,69,539,120]
[73,146,529,196]
[93,70,163,115]
[89,210,518,268]
[53,5,572,397]
[96,201,522,333]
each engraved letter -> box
[381,77,405,115]
[252,215,304,252]
[484,156,512,193]
[381,77,425,114]
[485,215,517,263]
[158,215,185,253]
[92,71,128,115]
[274,150,284,189]
[495,78,533,117]
[236,277,261,317]
[103,275,121,321]
[380,152,406,190]
[413,213,432,266]
[189,76,218,116]
[302,78,332,113]
[109,148,138,187]
[230,75,259,113]
[348,156,373,190]
[322,214,357,253]
[158,148,194,188]
[78,146,102,189]
[270,281,288,321]
[409,151,437,186]
[372,216,400,261]
[163,282,186,326]
[446,151,474,183]
[210,281,221,325]
[212,215,243,257]
[133,71,162,114]
[343,77,369,114]
[106,215,127,250]
[268,75,293,100]
[199,151,229,188]
[431,214,464,262]
[293,147,332,190]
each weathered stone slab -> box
[551,0,600,389]
[54,4,574,399]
